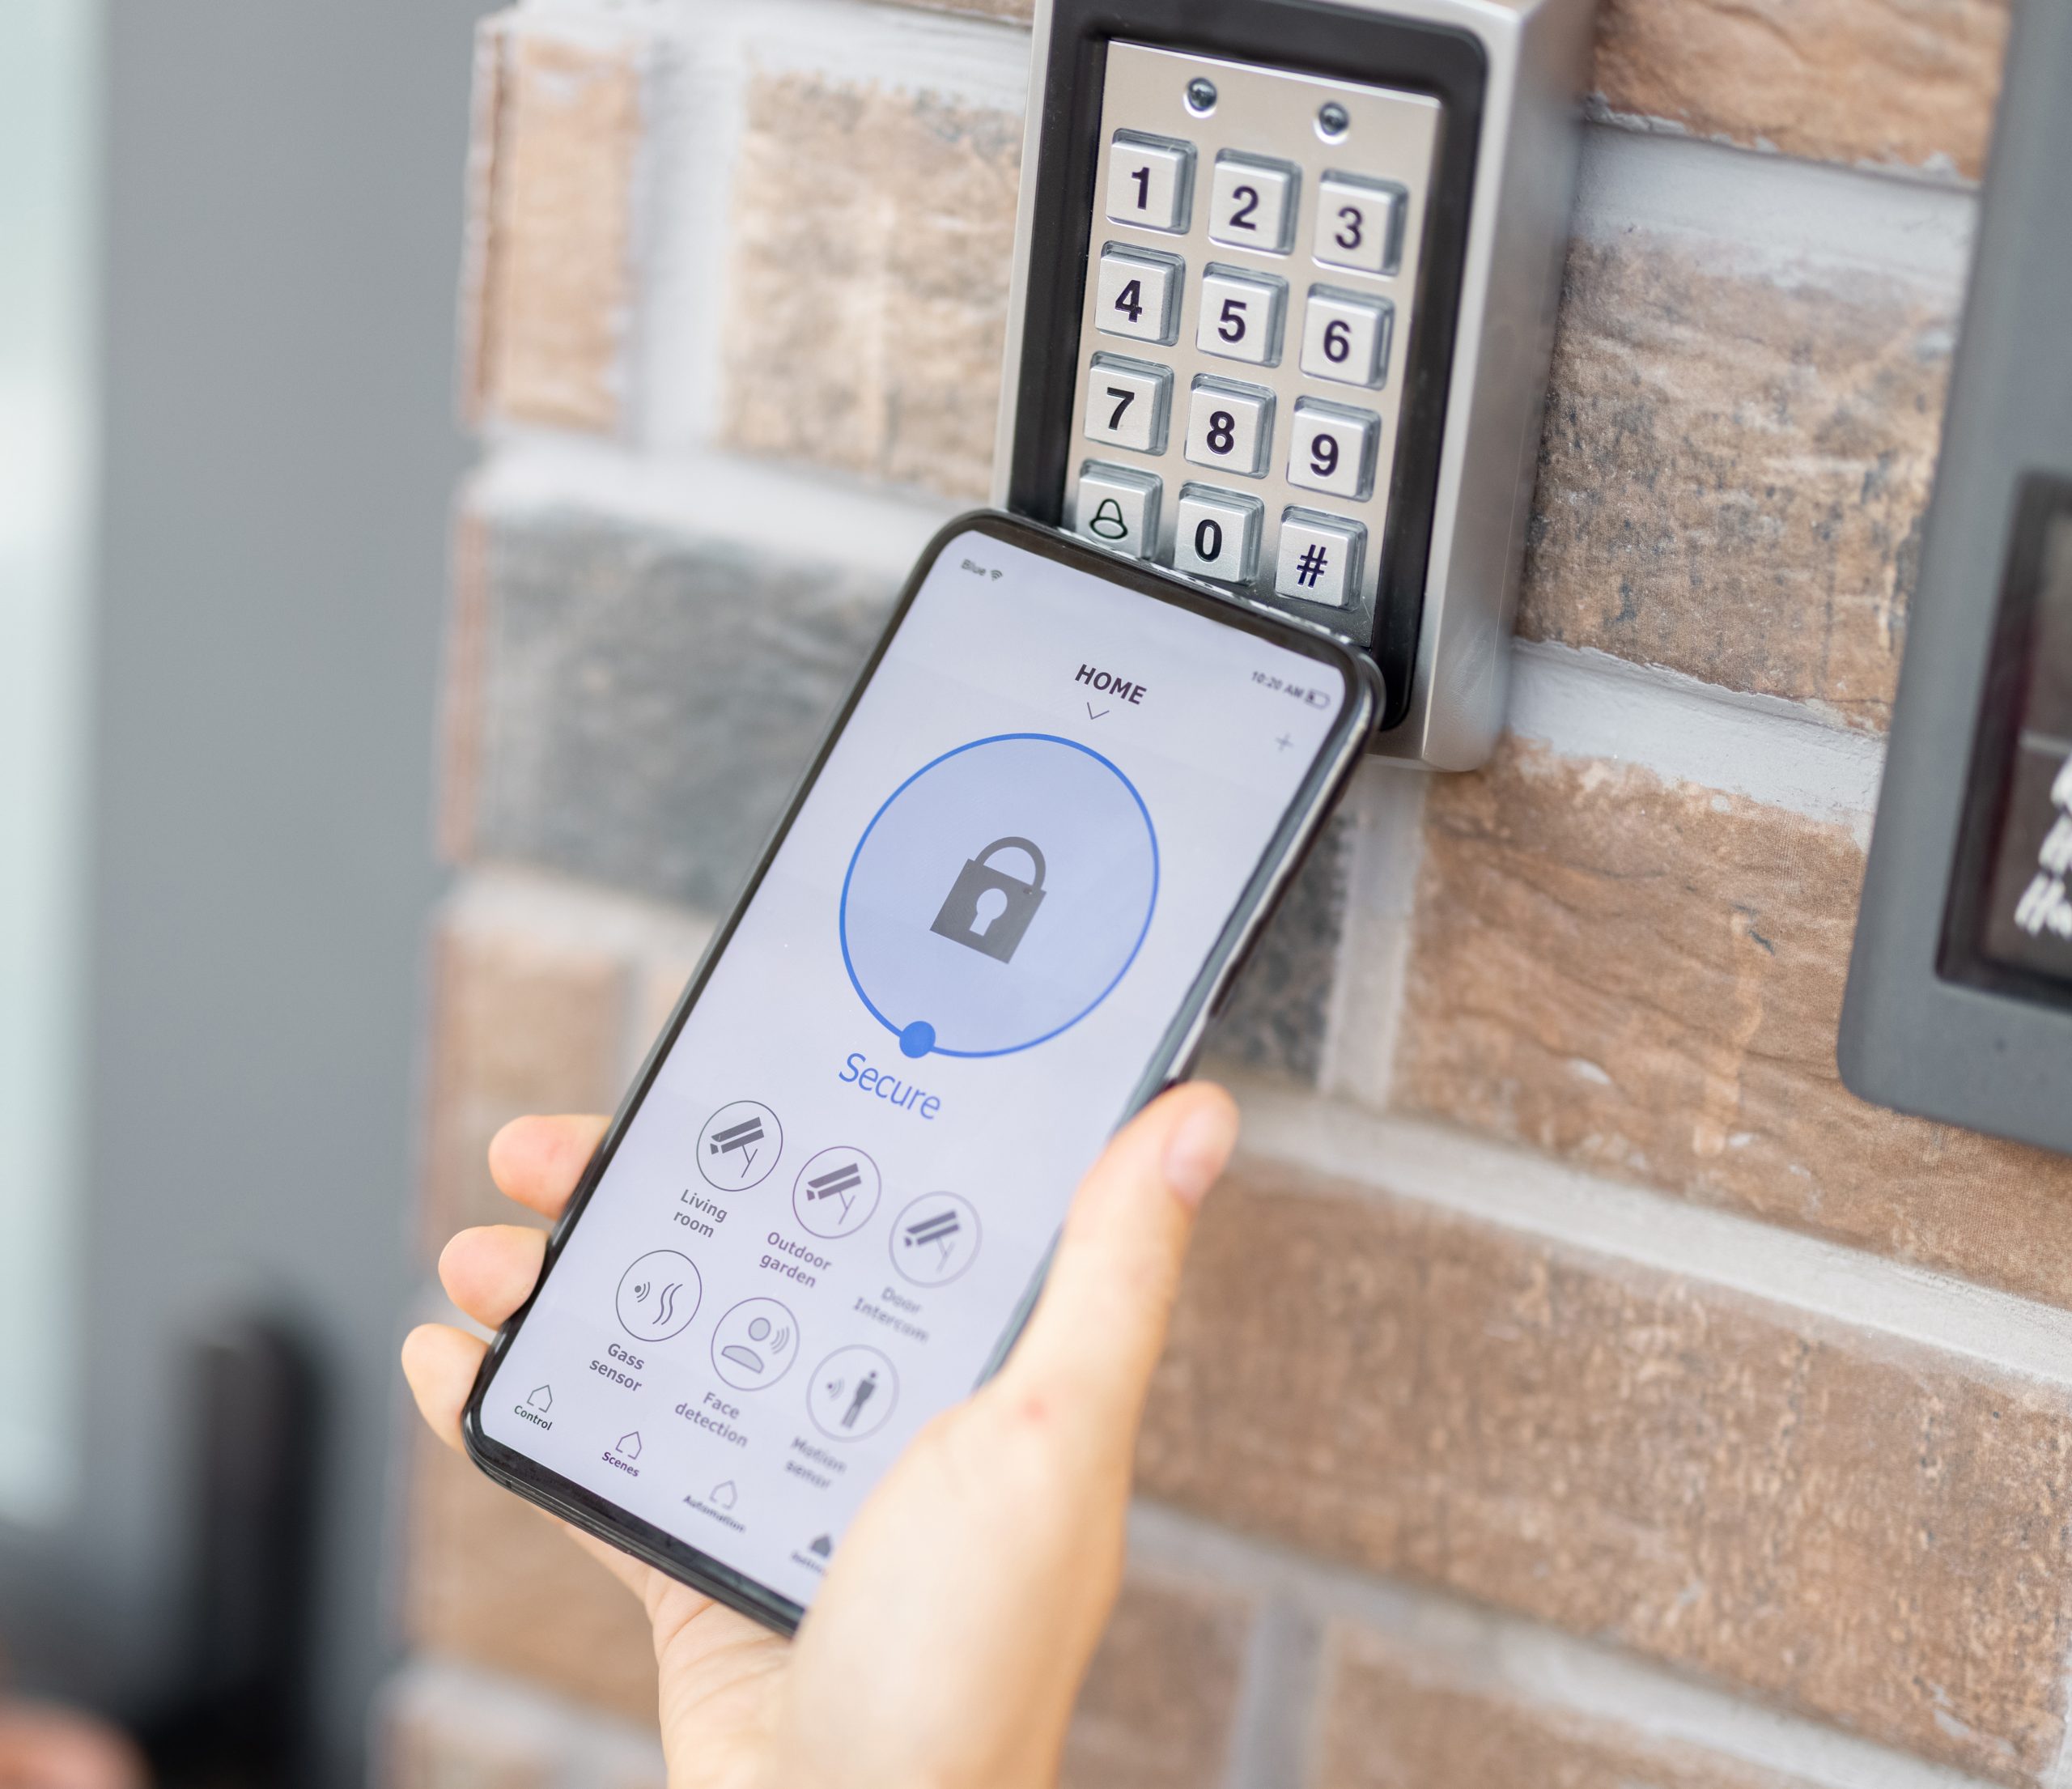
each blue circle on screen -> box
[839,734,1159,1059]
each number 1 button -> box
[1314,174,1405,277]
[1106,131,1195,233]
[1097,247,1183,346]
[1085,355,1172,455]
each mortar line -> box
[1225,1075,2072,1391]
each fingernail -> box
[1164,1096,1238,1208]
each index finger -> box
[486,1113,609,1220]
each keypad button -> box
[1183,377,1273,478]
[1208,153,1298,254]
[1106,131,1195,234]
[1174,487,1263,582]
[1073,461,1162,559]
[1301,287,1393,388]
[1195,266,1286,366]
[1096,246,1184,346]
[1276,508,1366,608]
[1084,355,1173,455]
[1288,398,1380,500]
[1314,174,1405,276]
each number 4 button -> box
[1301,288,1393,389]
[1096,246,1183,346]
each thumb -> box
[991,1081,1238,1458]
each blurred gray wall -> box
[0,0,486,1781]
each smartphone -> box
[462,510,1379,1633]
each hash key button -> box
[1276,508,1366,610]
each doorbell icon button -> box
[930,837,1047,963]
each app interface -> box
[481,529,1348,1607]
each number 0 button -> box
[1184,377,1272,478]
[1301,288,1393,388]
[1314,174,1405,276]
[1174,487,1263,583]
[1288,399,1380,501]
[1085,355,1172,456]
[1096,246,1183,346]
[1195,266,1286,367]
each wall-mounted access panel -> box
[1839,1,2072,1156]
[994,0,1595,767]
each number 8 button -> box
[1184,378,1273,478]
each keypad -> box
[1067,44,1441,620]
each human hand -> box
[0,1702,148,1789]
[401,1081,1239,1789]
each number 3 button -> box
[1301,288,1393,389]
[1314,173,1405,277]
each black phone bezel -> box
[460,510,1380,1636]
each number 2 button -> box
[1084,356,1172,456]
[1195,267,1285,367]
[1097,247,1182,346]
[1208,154,1297,253]
[1314,174,1404,277]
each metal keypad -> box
[1067,43,1441,630]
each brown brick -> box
[1063,1574,1252,1789]
[1594,0,2006,180]
[1314,1625,1822,1789]
[464,22,643,433]
[1389,738,2072,1309]
[1140,1157,2072,1782]
[422,910,625,1248]
[720,75,1021,501]
[406,1434,660,1726]
[1523,232,1953,729]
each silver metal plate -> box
[1066,42,1441,626]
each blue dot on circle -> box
[898,1021,936,1059]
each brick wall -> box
[382,5,2072,1787]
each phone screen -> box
[475,521,1356,1613]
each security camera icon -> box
[929,837,1047,965]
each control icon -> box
[931,838,1047,964]
[616,1249,702,1342]
[710,1296,800,1392]
[527,1385,553,1413]
[792,1146,882,1240]
[889,1192,982,1288]
[698,1099,783,1190]
[808,1345,899,1442]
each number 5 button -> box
[1289,399,1380,501]
[1196,266,1286,366]
[1301,288,1393,388]
[1314,173,1405,277]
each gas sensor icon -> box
[841,735,1157,1060]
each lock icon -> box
[929,837,1047,964]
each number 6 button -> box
[1301,288,1393,388]
[1314,173,1405,277]
[1184,377,1272,478]
[1196,266,1285,367]
[1289,398,1380,501]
